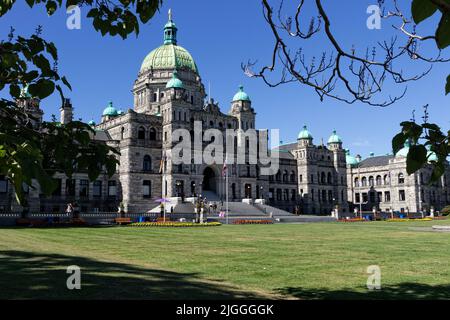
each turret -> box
[327,130,343,151]
[229,85,255,131]
[297,125,313,147]
[60,98,73,124]
[17,85,43,128]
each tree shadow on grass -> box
[0,250,264,300]
[276,284,450,300]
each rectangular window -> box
[385,191,391,202]
[66,179,75,196]
[377,192,382,202]
[80,180,89,197]
[299,175,303,183]
[108,180,117,197]
[276,189,282,201]
[0,176,7,193]
[328,190,333,203]
[355,193,360,203]
[310,174,314,183]
[143,180,151,198]
[291,189,296,201]
[369,192,375,203]
[399,190,406,201]
[93,181,102,198]
[362,193,368,203]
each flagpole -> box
[226,161,229,225]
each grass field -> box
[1,219,450,300]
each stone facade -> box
[347,153,450,214]
[1,13,449,216]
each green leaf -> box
[411,0,438,24]
[392,132,406,154]
[406,144,427,174]
[422,123,440,131]
[446,75,450,95]
[46,0,57,15]
[436,13,450,49]
[28,79,55,99]
[9,84,20,98]
[61,76,72,91]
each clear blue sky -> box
[1,0,449,158]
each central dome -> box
[139,10,198,74]
[140,44,198,73]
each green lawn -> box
[1,220,450,299]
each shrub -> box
[441,206,450,216]
[128,222,221,227]
[232,219,274,225]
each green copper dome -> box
[233,85,251,102]
[140,10,198,74]
[426,145,438,163]
[345,149,359,166]
[328,130,342,144]
[298,125,313,140]
[88,120,96,126]
[140,44,198,73]
[166,70,184,89]
[102,101,118,117]
[395,140,411,158]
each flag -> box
[159,155,166,174]
[222,157,228,177]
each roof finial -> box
[168,8,172,21]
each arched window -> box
[361,177,367,186]
[398,173,405,184]
[321,172,326,184]
[327,172,332,184]
[138,127,146,140]
[149,128,157,141]
[283,170,288,182]
[290,171,296,183]
[369,176,374,187]
[152,93,157,102]
[276,170,281,182]
[121,127,125,140]
[354,177,359,187]
[384,174,389,185]
[376,175,382,186]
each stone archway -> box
[202,167,217,192]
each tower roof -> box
[166,70,184,89]
[345,149,359,166]
[298,125,313,140]
[232,85,251,102]
[102,101,118,117]
[327,130,342,144]
[395,140,411,158]
[140,10,198,74]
